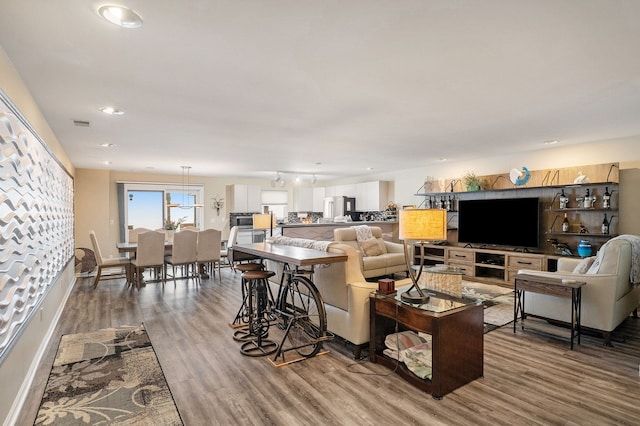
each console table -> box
[369,287,484,399]
[513,273,586,349]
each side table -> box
[514,273,586,349]
[370,287,484,399]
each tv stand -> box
[414,244,547,287]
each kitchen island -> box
[280,221,398,241]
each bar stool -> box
[239,269,279,357]
[231,262,265,331]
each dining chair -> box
[196,228,222,279]
[221,226,239,270]
[129,227,152,243]
[154,228,170,242]
[165,229,199,284]
[89,230,131,289]
[130,230,166,289]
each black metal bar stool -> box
[231,262,265,331]
[239,269,279,357]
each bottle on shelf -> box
[425,196,432,209]
[559,189,568,209]
[436,196,443,209]
[584,188,593,208]
[444,196,451,211]
[602,213,610,235]
[602,186,611,209]
[562,213,570,233]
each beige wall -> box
[1,47,76,423]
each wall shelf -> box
[413,163,620,257]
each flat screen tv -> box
[457,197,540,249]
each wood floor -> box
[16,268,640,425]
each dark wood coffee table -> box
[514,273,586,349]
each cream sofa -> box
[333,226,408,280]
[517,237,640,345]
[264,236,402,357]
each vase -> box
[577,240,592,257]
[167,230,175,241]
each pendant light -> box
[179,166,203,209]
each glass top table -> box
[372,284,482,314]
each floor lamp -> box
[399,208,448,303]
[253,212,275,241]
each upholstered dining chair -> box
[165,229,199,284]
[89,230,131,289]
[221,226,239,270]
[196,228,222,279]
[130,230,166,289]
[129,227,152,243]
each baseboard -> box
[4,275,77,426]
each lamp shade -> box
[398,209,447,241]
[252,213,273,230]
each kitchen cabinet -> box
[335,184,356,197]
[356,181,390,211]
[312,187,325,212]
[294,186,314,211]
[226,184,261,212]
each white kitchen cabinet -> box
[335,184,356,197]
[355,181,390,211]
[312,187,325,212]
[294,186,314,211]
[226,184,261,212]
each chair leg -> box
[93,266,103,289]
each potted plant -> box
[463,172,483,191]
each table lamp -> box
[253,212,275,240]
[398,208,447,303]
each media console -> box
[414,244,556,287]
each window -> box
[118,182,204,241]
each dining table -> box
[116,241,173,255]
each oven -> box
[229,212,258,229]
[229,212,264,243]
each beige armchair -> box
[517,237,640,345]
[333,226,408,279]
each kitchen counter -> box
[280,221,398,241]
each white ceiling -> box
[1,1,640,181]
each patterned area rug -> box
[35,324,182,425]
[462,281,515,333]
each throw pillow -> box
[572,256,596,274]
[359,238,385,257]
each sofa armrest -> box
[557,257,581,272]
[383,241,405,254]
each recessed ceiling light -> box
[439,158,448,162]
[544,140,559,145]
[98,5,143,28]
[366,167,374,171]
[99,106,124,115]
[99,143,116,148]
[103,161,112,165]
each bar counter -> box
[280,221,398,241]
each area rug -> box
[462,281,515,333]
[34,324,183,425]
